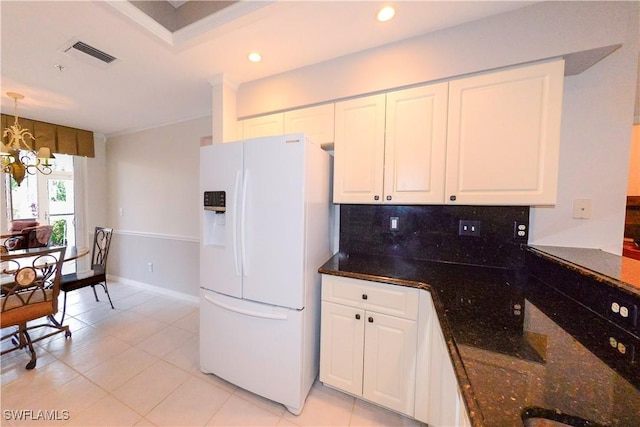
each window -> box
[4,152,75,248]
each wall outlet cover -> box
[459,220,481,237]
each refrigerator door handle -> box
[241,169,249,277]
[233,170,241,276]
[203,293,288,320]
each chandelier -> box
[1,92,54,186]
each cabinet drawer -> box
[322,275,419,320]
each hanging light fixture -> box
[1,92,54,186]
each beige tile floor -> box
[1,281,424,427]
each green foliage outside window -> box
[51,219,67,246]
[52,180,67,202]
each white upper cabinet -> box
[239,104,334,145]
[333,94,387,204]
[241,113,284,139]
[334,84,448,205]
[384,84,449,204]
[284,104,335,145]
[445,60,564,205]
[240,59,564,206]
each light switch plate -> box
[572,199,591,219]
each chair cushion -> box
[1,288,53,311]
[60,266,106,292]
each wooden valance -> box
[1,113,95,158]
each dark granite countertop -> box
[319,252,640,427]
[529,245,640,298]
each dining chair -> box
[2,235,25,251]
[22,225,54,249]
[1,246,68,369]
[58,227,114,324]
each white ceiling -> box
[0,1,540,137]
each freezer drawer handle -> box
[203,294,288,320]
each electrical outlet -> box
[607,335,636,363]
[513,221,528,240]
[459,220,481,237]
[390,216,399,231]
[606,294,638,329]
[148,262,153,273]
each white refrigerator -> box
[199,133,331,415]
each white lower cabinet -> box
[321,301,418,414]
[320,275,418,416]
[320,274,472,425]
[425,304,470,426]
[319,302,365,396]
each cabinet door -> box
[384,83,448,204]
[428,312,463,427]
[284,104,335,145]
[241,113,284,139]
[457,390,472,427]
[363,311,417,416]
[446,59,564,205]
[320,302,365,396]
[334,94,386,204]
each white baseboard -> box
[108,274,199,305]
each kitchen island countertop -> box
[529,245,640,297]
[319,250,640,427]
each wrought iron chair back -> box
[58,227,114,324]
[91,227,112,270]
[1,246,68,369]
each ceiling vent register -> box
[59,39,118,69]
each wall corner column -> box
[209,74,238,144]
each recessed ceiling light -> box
[248,52,262,63]
[377,6,396,22]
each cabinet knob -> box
[368,317,374,323]
[450,195,457,201]
[362,294,368,300]
[355,314,361,320]
[386,195,392,201]
[374,195,380,201]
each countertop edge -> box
[317,266,485,427]
[527,246,640,297]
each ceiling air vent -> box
[58,39,118,69]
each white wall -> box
[72,134,108,270]
[236,1,640,255]
[81,134,108,235]
[106,116,211,297]
[530,38,638,253]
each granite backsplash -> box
[339,204,530,269]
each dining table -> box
[1,245,89,262]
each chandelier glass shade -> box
[1,92,54,186]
